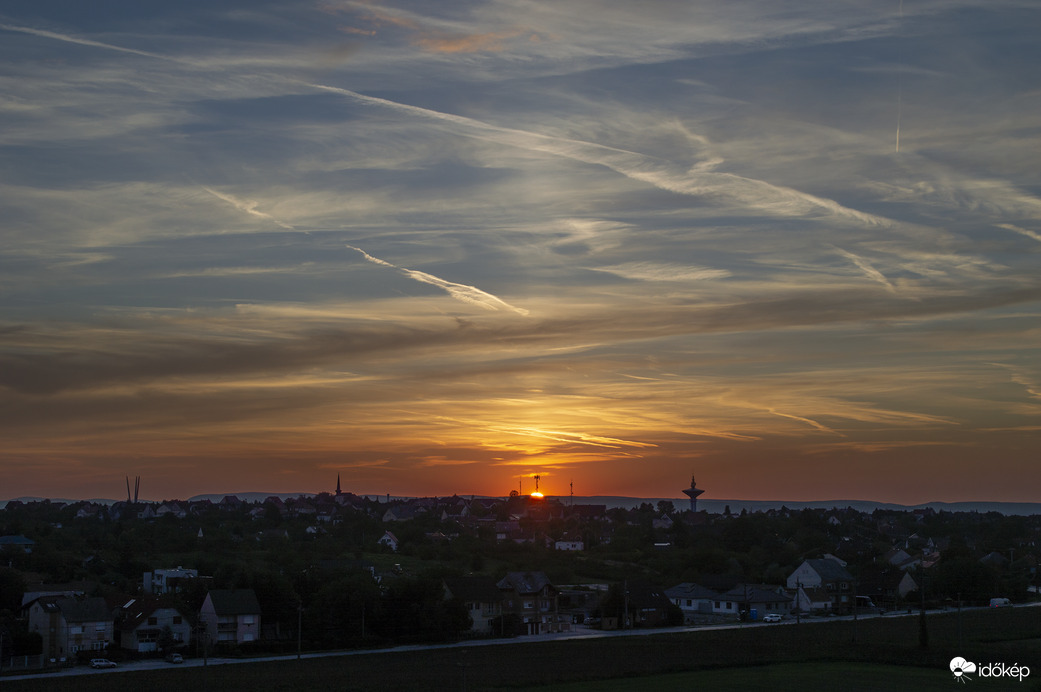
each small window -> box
[148,617,158,625]
[173,616,182,625]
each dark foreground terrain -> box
[4,606,1039,691]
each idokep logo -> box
[950,657,977,682]
[950,657,1031,683]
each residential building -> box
[0,535,35,554]
[718,584,792,619]
[443,576,503,634]
[665,582,718,622]
[497,571,567,635]
[378,531,399,552]
[554,535,584,551]
[27,596,114,662]
[622,582,676,627]
[143,567,200,595]
[118,600,192,652]
[199,589,262,645]
[786,558,856,611]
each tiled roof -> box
[497,571,553,595]
[207,589,261,615]
[444,577,503,603]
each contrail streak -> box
[304,81,891,227]
[768,408,843,436]
[0,23,182,63]
[202,187,296,230]
[895,90,902,153]
[996,223,1041,243]
[833,247,897,293]
[347,245,529,315]
[1,21,890,228]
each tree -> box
[158,625,176,654]
[0,568,26,613]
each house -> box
[219,495,243,510]
[20,581,95,610]
[118,600,192,652]
[652,515,674,530]
[718,584,792,619]
[857,565,917,606]
[786,558,855,611]
[554,535,584,551]
[622,582,676,627]
[443,576,503,634]
[377,531,399,552]
[497,571,567,635]
[0,535,35,554]
[155,501,188,519]
[788,585,833,613]
[27,596,114,662]
[75,503,104,520]
[199,589,262,645]
[382,505,421,522]
[665,582,719,622]
[143,567,200,595]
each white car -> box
[762,613,783,622]
[90,658,117,669]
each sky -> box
[1,1,1039,504]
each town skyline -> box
[2,2,1040,505]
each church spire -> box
[336,474,342,496]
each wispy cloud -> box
[832,247,897,294]
[303,81,892,227]
[587,262,731,282]
[0,23,176,62]
[996,223,1041,244]
[202,187,296,231]
[347,245,529,315]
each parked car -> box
[762,613,783,622]
[166,652,183,663]
[989,598,1012,608]
[90,658,117,669]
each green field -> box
[3,608,1039,691]
[510,662,1024,692]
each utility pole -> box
[851,579,858,643]
[297,603,302,660]
[796,580,801,625]
[918,562,928,649]
[623,581,629,630]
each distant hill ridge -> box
[2,493,1039,515]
